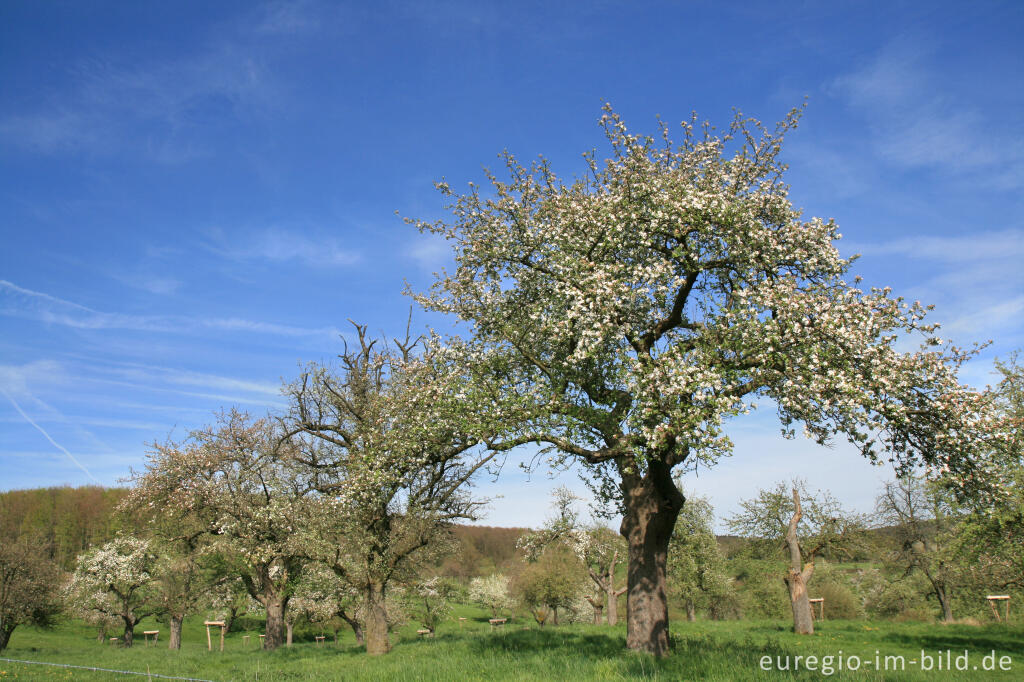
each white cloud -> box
[100,362,281,397]
[404,233,451,272]
[207,227,360,267]
[0,17,277,161]
[847,230,1024,348]
[0,359,64,398]
[0,279,342,339]
[855,229,1024,263]
[829,41,1024,188]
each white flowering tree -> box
[204,576,254,633]
[119,492,213,650]
[283,322,505,655]
[953,354,1024,590]
[409,104,996,655]
[468,573,513,618]
[403,577,459,634]
[128,411,310,649]
[65,536,156,647]
[288,563,363,643]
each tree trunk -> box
[169,615,183,650]
[608,586,625,626]
[286,621,294,646]
[96,625,107,643]
[225,606,238,633]
[934,583,954,622]
[585,596,604,625]
[364,584,391,655]
[619,462,684,657]
[122,616,136,648]
[784,488,815,635]
[0,623,14,652]
[339,609,364,645]
[552,606,559,626]
[785,567,814,634]
[264,600,286,650]
[685,599,696,622]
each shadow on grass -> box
[463,627,792,678]
[878,627,1024,657]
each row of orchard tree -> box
[2,104,1019,657]
[469,393,1024,639]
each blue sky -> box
[1,0,1022,529]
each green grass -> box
[2,609,1022,680]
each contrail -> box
[0,387,102,484]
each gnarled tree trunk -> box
[168,614,183,650]
[589,549,626,626]
[608,585,626,626]
[338,608,364,645]
[264,599,286,649]
[121,616,137,647]
[364,583,391,655]
[585,595,604,624]
[286,621,294,646]
[620,461,684,657]
[784,488,815,635]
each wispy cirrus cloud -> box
[829,40,1024,189]
[0,1,324,161]
[850,229,1024,347]
[855,229,1024,262]
[404,233,451,272]
[0,279,342,339]
[204,226,360,267]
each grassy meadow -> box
[2,604,1022,681]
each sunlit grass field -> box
[2,605,1022,681]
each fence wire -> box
[0,657,217,681]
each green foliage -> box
[0,534,61,651]
[728,559,789,620]
[668,492,733,619]
[511,548,586,625]
[859,568,933,621]
[0,486,131,570]
[727,480,869,564]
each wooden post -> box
[458,617,466,629]
[242,635,250,648]
[808,598,825,621]
[204,621,225,651]
[143,630,159,646]
[987,595,1010,622]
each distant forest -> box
[0,486,534,575]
